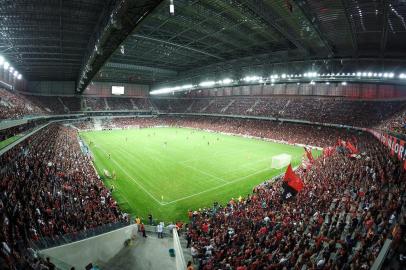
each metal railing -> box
[32,221,131,250]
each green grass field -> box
[80,127,319,223]
[0,135,21,150]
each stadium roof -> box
[94,0,406,87]
[2,0,406,91]
[0,0,163,85]
[0,0,111,81]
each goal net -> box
[271,154,292,169]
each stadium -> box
[0,0,405,269]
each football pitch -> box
[80,127,319,223]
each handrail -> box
[32,221,131,250]
[371,239,392,270]
[173,228,186,270]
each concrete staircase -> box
[199,99,214,113]
[81,97,87,111]
[247,99,260,113]
[130,99,139,110]
[221,99,235,113]
[179,236,194,267]
[104,97,110,110]
[57,97,69,113]
[186,100,195,112]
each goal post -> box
[271,154,292,169]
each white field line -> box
[179,148,247,164]
[94,145,164,205]
[150,143,270,180]
[161,167,272,206]
[182,164,227,184]
[143,146,228,184]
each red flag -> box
[323,146,335,157]
[284,164,304,192]
[304,147,314,163]
[346,142,359,154]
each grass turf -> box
[0,135,21,150]
[80,127,320,223]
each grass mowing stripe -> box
[161,167,272,205]
[0,135,21,149]
[120,146,222,199]
[94,145,163,205]
[80,127,320,222]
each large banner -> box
[368,129,406,170]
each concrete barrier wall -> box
[40,224,137,270]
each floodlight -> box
[17,74,22,80]
[181,84,193,89]
[341,82,347,85]
[220,78,233,84]
[199,81,215,87]
[13,71,18,77]
[169,0,174,15]
[4,62,9,69]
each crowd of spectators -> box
[90,116,356,148]
[378,108,406,137]
[1,87,405,134]
[152,96,406,128]
[0,124,126,269]
[0,89,45,120]
[83,97,153,111]
[186,132,406,269]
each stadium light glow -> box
[243,76,261,82]
[169,0,174,15]
[4,62,9,69]
[220,78,233,84]
[9,66,14,72]
[17,74,22,80]
[13,71,18,77]
[150,69,405,96]
[199,81,216,87]
[181,84,193,89]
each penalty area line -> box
[94,145,165,206]
[161,167,276,206]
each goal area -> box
[271,154,292,169]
